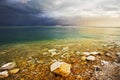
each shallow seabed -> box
[0,39,120,80]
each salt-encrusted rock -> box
[9,68,19,74]
[50,61,71,77]
[48,49,57,53]
[0,71,9,78]
[62,47,69,52]
[90,52,100,55]
[86,56,95,61]
[83,52,91,56]
[0,62,16,70]
[48,49,58,57]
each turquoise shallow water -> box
[0,26,120,45]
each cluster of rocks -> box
[78,51,100,61]
[0,62,19,79]
[48,47,100,61]
[47,47,101,77]
[48,45,120,77]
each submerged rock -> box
[90,52,100,55]
[9,68,20,74]
[48,49,59,57]
[48,49,57,53]
[62,47,69,52]
[0,62,16,70]
[51,52,57,57]
[83,52,91,56]
[116,52,120,56]
[86,56,96,61]
[76,51,81,55]
[50,61,71,77]
[0,71,9,78]
[81,56,87,61]
[105,53,112,57]
[101,60,110,65]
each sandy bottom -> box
[0,39,120,80]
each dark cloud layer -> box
[0,0,58,26]
[0,0,120,26]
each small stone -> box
[50,61,71,77]
[0,71,9,78]
[90,52,100,55]
[86,56,95,61]
[43,52,48,55]
[51,52,57,57]
[103,44,108,47]
[116,52,120,56]
[0,62,16,70]
[9,68,20,74]
[105,53,112,57]
[76,75,82,79]
[48,49,57,53]
[76,51,81,55]
[62,47,69,52]
[101,60,110,65]
[81,56,87,61]
[83,52,91,56]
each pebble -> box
[62,47,69,52]
[50,61,71,77]
[83,52,91,56]
[0,71,9,78]
[81,56,87,61]
[51,52,57,57]
[76,75,82,79]
[0,62,16,70]
[9,68,20,74]
[116,52,120,56]
[90,52,100,55]
[43,52,48,55]
[76,51,81,55]
[105,53,112,57]
[48,49,57,53]
[86,56,96,61]
[101,60,110,65]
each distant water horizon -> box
[0,26,120,45]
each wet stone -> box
[9,68,20,74]
[86,56,96,61]
[0,62,16,70]
[0,71,9,78]
[50,61,71,77]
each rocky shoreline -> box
[0,40,120,80]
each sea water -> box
[0,26,120,45]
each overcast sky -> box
[0,0,120,26]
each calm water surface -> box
[0,26,120,45]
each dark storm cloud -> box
[0,0,58,26]
[0,0,120,26]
